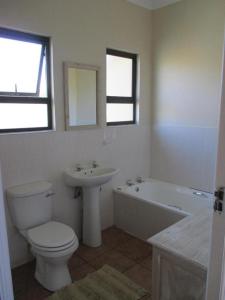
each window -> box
[0,28,52,133]
[106,48,137,125]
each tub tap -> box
[92,160,98,168]
[136,176,144,183]
[76,163,84,172]
[126,180,135,186]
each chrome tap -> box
[126,180,135,186]
[136,176,144,183]
[76,164,83,171]
[92,160,98,168]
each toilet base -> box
[33,250,75,291]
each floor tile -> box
[116,237,152,262]
[90,249,136,273]
[13,261,51,300]
[68,253,86,270]
[25,279,51,300]
[102,226,132,249]
[124,264,152,292]
[70,262,95,281]
[12,261,35,300]
[140,294,152,300]
[140,255,153,271]
[76,243,109,262]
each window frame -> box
[0,27,53,133]
[106,48,137,126]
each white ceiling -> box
[127,0,183,10]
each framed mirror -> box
[63,62,99,130]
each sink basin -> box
[63,165,119,248]
[64,167,119,187]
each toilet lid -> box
[27,221,76,248]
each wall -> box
[151,0,225,192]
[0,0,152,267]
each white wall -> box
[0,0,152,267]
[151,0,225,192]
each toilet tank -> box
[7,181,53,231]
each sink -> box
[64,167,119,187]
[64,165,119,247]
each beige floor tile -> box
[76,243,109,262]
[90,249,136,272]
[68,253,86,270]
[116,237,152,262]
[124,264,152,292]
[102,226,132,249]
[140,294,152,300]
[70,262,95,281]
[140,255,153,271]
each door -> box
[0,164,14,300]
[206,40,225,299]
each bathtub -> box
[114,179,213,240]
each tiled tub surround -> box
[148,210,211,300]
[114,179,213,240]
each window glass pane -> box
[107,55,132,97]
[0,37,43,94]
[107,103,133,123]
[0,103,48,129]
[39,57,47,97]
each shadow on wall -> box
[151,125,218,193]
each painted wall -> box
[151,0,225,192]
[0,0,152,267]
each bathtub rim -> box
[114,178,212,217]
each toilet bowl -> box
[28,221,79,291]
[7,181,79,291]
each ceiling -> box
[127,0,183,10]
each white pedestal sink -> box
[64,166,119,247]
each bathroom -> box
[0,0,224,299]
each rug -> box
[47,264,150,300]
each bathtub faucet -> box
[76,163,84,171]
[126,180,135,186]
[92,160,98,168]
[136,176,144,183]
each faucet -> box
[92,160,98,168]
[76,164,83,171]
[126,180,135,186]
[136,176,144,183]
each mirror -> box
[63,62,99,129]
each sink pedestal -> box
[82,186,102,247]
[64,165,119,247]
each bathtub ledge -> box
[147,209,212,269]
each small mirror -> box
[63,62,99,129]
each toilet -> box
[7,181,79,292]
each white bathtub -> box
[114,179,213,240]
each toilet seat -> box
[28,221,78,252]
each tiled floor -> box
[12,227,152,300]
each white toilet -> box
[7,181,79,292]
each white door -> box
[0,165,14,300]
[206,40,225,300]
